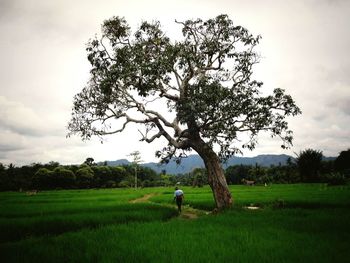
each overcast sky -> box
[0,0,349,165]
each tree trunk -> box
[192,140,233,210]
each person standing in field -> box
[174,187,184,213]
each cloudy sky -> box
[0,0,349,165]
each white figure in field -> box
[174,187,184,213]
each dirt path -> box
[129,193,208,220]
[179,206,201,219]
[129,193,157,203]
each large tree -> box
[296,149,323,182]
[334,149,350,172]
[68,15,301,209]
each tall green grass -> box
[151,184,350,210]
[1,184,350,262]
[0,188,176,243]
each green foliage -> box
[138,166,158,182]
[264,164,299,184]
[0,163,13,191]
[92,166,112,182]
[191,168,207,187]
[225,164,250,184]
[335,149,350,174]
[168,168,208,187]
[224,162,299,185]
[84,157,95,166]
[321,160,335,175]
[159,174,172,186]
[248,164,267,181]
[0,162,163,191]
[33,168,53,189]
[296,149,323,182]
[75,166,94,188]
[67,14,302,209]
[321,172,347,186]
[45,161,60,170]
[68,14,301,163]
[1,148,348,192]
[109,166,127,184]
[118,175,135,188]
[52,167,76,189]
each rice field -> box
[1,184,349,262]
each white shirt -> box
[174,189,184,197]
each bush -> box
[118,180,132,188]
[322,172,347,186]
[105,180,117,188]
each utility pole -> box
[128,151,142,189]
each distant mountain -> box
[322,156,336,162]
[225,154,295,167]
[106,154,299,174]
[105,159,130,166]
[143,155,205,175]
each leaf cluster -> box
[68,15,301,161]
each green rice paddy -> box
[1,184,349,262]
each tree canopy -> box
[335,149,350,172]
[296,149,323,182]
[68,14,300,161]
[67,15,301,209]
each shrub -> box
[118,180,132,188]
[322,172,347,186]
[105,180,117,188]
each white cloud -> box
[0,96,63,136]
[0,0,349,165]
[0,130,26,159]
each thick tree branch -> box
[152,119,189,149]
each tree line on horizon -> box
[0,149,349,192]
